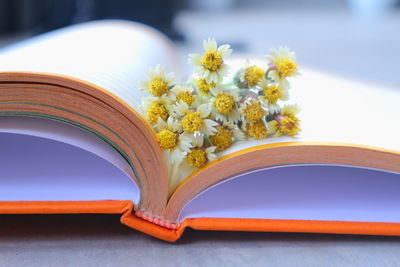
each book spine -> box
[135,210,179,230]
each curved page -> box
[0,116,134,178]
[180,165,400,223]
[0,133,139,203]
[0,20,181,111]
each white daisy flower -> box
[209,86,241,123]
[242,119,269,140]
[188,38,232,83]
[140,64,175,97]
[266,47,299,81]
[237,59,265,88]
[185,146,217,168]
[209,122,246,151]
[269,104,301,137]
[156,117,192,164]
[169,84,196,107]
[172,101,218,136]
[140,95,172,125]
[191,76,217,96]
[240,98,267,123]
[258,78,289,114]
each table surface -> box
[1,214,400,267]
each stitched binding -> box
[135,210,180,230]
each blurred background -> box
[0,0,399,85]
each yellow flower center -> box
[156,129,177,150]
[195,78,215,94]
[214,93,235,114]
[148,77,170,97]
[147,103,169,124]
[176,91,195,106]
[210,127,232,151]
[201,51,223,71]
[186,149,207,167]
[246,120,268,140]
[243,100,266,122]
[181,111,203,133]
[244,66,264,87]
[274,58,297,78]
[279,115,300,136]
[264,85,281,104]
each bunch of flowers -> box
[140,38,301,194]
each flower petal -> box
[205,146,217,162]
[172,100,189,116]
[218,44,232,57]
[198,103,211,118]
[201,119,218,135]
[178,135,192,152]
[156,117,168,131]
[233,128,246,141]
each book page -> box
[180,165,400,223]
[0,131,139,203]
[0,116,134,178]
[0,20,181,112]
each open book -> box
[0,20,399,242]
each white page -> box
[180,165,400,223]
[0,131,139,202]
[0,116,133,178]
[0,20,181,111]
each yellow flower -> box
[210,126,232,151]
[185,133,217,167]
[181,111,203,133]
[259,78,289,113]
[214,93,234,114]
[245,120,268,140]
[140,64,174,97]
[268,104,301,137]
[189,38,232,83]
[156,117,192,164]
[170,84,196,106]
[278,115,300,136]
[156,129,177,150]
[186,149,207,167]
[210,86,241,123]
[238,60,265,88]
[194,77,216,95]
[267,47,299,81]
[172,101,217,136]
[209,123,245,151]
[186,146,217,167]
[242,100,266,123]
[140,96,171,125]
